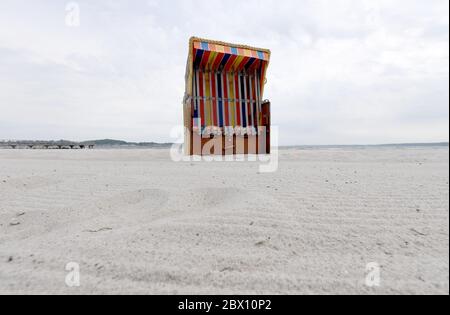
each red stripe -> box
[211,72,218,126]
[248,59,261,72]
[200,51,211,69]
[212,53,225,70]
[260,66,265,96]
[224,54,238,71]
[235,74,241,126]
[236,57,251,72]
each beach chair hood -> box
[184,37,270,131]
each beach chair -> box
[183,37,271,155]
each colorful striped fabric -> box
[187,38,270,133]
[193,41,269,72]
[192,69,263,130]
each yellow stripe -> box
[231,55,245,71]
[243,49,252,57]
[215,45,225,53]
[207,52,217,70]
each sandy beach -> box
[0,147,448,295]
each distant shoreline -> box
[0,139,448,150]
[0,139,173,149]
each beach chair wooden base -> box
[190,133,269,156]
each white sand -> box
[0,147,448,295]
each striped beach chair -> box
[184,37,271,155]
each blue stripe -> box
[194,50,204,68]
[244,58,256,70]
[217,73,224,127]
[201,42,209,50]
[257,51,264,59]
[220,54,231,68]
[214,54,225,68]
[231,47,238,55]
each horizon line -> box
[0,139,448,147]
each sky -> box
[0,0,448,145]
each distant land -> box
[0,139,448,149]
[0,139,173,149]
[80,139,173,148]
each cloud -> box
[0,0,448,144]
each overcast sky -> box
[0,0,448,145]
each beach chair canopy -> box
[184,37,270,131]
